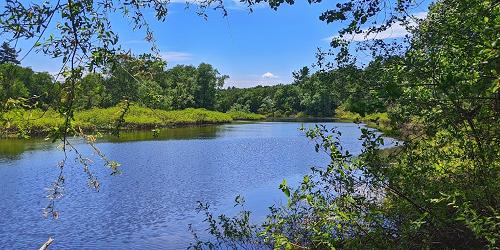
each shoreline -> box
[0,105,265,139]
[0,119,265,139]
[1,107,402,139]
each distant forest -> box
[1,41,388,118]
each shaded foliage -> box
[191,0,500,249]
[0,42,20,64]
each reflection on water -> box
[102,124,225,143]
[0,124,229,159]
[0,138,52,161]
[0,122,394,249]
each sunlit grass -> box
[334,106,395,135]
[227,111,265,120]
[1,104,264,136]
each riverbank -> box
[333,107,398,136]
[1,104,403,138]
[0,104,265,137]
[264,109,398,136]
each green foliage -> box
[1,104,265,136]
[92,55,228,111]
[334,105,362,122]
[227,111,265,120]
[194,124,499,249]
[75,73,108,109]
[335,106,395,136]
[228,103,251,113]
[191,0,500,249]
[0,56,262,136]
[297,72,335,116]
[137,80,169,110]
[0,53,231,113]
[0,42,20,64]
[0,0,230,223]
[163,65,198,110]
[215,64,389,118]
[189,198,268,250]
[195,63,227,109]
[0,0,497,247]
[0,55,396,122]
[0,63,59,107]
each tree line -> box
[0,48,228,112]
[217,62,389,117]
[2,40,389,118]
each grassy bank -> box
[334,107,396,136]
[1,104,264,137]
[226,111,266,120]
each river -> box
[0,121,394,249]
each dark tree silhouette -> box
[0,42,20,64]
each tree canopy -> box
[0,42,20,64]
[0,0,498,249]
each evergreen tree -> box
[0,42,20,64]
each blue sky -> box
[11,0,431,88]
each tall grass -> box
[1,104,264,136]
[226,111,265,120]
[334,106,395,135]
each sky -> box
[9,0,431,88]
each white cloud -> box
[323,12,427,42]
[159,51,193,62]
[262,72,277,79]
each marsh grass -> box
[226,111,265,120]
[334,106,395,135]
[1,104,264,136]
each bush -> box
[334,105,361,122]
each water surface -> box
[0,122,392,249]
